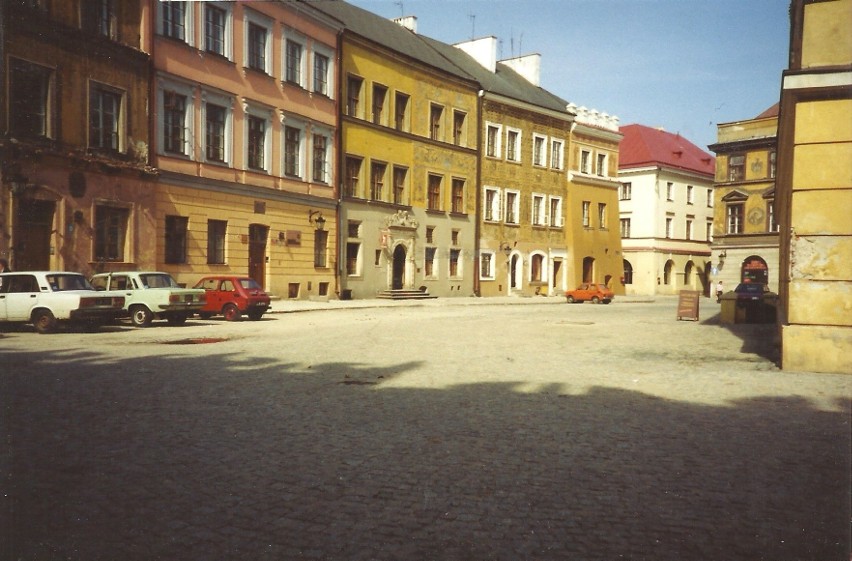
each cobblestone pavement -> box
[1,296,850,561]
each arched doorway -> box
[622,259,633,285]
[663,259,674,286]
[582,257,594,283]
[509,253,520,290]
[741,255,769,285]
[392,245,406,289]
[684,261,695,288]
[248,224,268,288]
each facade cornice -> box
[708,136,777,153]
[571,122,624,144]
[483,93,574,124]
[569,172,620,189]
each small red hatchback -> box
[193,276,271,321]
[565,283,614,304]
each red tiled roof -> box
[755,103,780,119]
[618,124,715,176]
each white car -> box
[90,271,206,327]
[0,271,125,334]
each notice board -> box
[677,290,701,321]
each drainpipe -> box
[473,89,484,296]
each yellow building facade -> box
[776,0,852,374]
[316,2,479,298]
[709,106,779,292]
[148,1,341,298]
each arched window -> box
[741,255,769,285]
[530,253,544,282]
[684,261,694,286]
[622,259,633,284]
[664,260,674,285]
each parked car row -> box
[0,271,271,334]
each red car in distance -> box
[193,276,271,321]
[565,283,614,304]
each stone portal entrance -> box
[392,245,406,290]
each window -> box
[506,129,520,162]
[484,187,500,222]
[706,221,713,242]
[707,189,714,207]
[393,166,407,205]
[505,191,519,224]
[449,249,461,277]
[9,58,52,139]
[453,111,466,146]
[551,139,564,170]
[665,216,674,239]
[580,150,591,174]
[344,156,362,198]
[533,135,546,166]
[205,102,227,162]
[582,201,591,228]
[686,218,694,240]
[207,220,227,264]
[769,151,777,179]
[666,182,674,201]
[89,84,122,151]
[82,0,115,39]
[430,104,443,141]
[312,133,329,183]
[425,226,434,244]
[394,92,409,131]
[204,4,227,56]
[247,21,269,73]
[163,90,188,155]
[596,153,607,177]
[620,218,631,238]
[726,203,744,234]
[370,162,386,201]
[313,52,330,95]
[767,200,778,232]
[619,182,632,200]
[424,247,436,278]
[284,125,302,177]
[165,215,188,264]
[530,254,544,282]
[598,203,607,229]
[486,124,501,158]
[451,229,459,246]
[549,196,563,227]
[532,194,546,226]
[285,39,304,85]
[347,220,361,239]
[161,1,187,41]
[428,174,442,210]
[247,114,267,170]
[346,242,360,276]
[346,76,363,117]
[728,154,745,181]
[687,185,694,205]
[451,178,465,214]
[314,230,328,267]
[372,84,387,125]
[480,252,494,280]
[94,205,129,261]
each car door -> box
[1,274,41,321]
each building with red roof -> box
[617,125,716,296]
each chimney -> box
[392,16,417,33]
[500,53,541,86]
[454,36,498,73]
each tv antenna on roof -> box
[394,1,404,17]
[468,13,475,39]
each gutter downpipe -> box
[473,89,484,296]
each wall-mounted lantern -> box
[308,210,326,231]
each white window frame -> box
[686,217,694,240]
[158,78,195,158]
[550,139,564,170]
[620,217,631,238]
[528,251,548,283]
[201,89,233,165]
[88,80,126,153]
[548,195,563,227]
[666,182,675,201]
[283,31,307,88]
[203,2,233,60]
[244,101,272,173]
[282,117,305,178]
[532,134,547,167]
[479,250,496,281]
[687,184,694,205]
[596,152,608,177]
[312,42,335,98]
[531,193,546,226]
[484,186,501,222]
[665,216,674,238]
[505,127,522,163]
[311,126,332,184]
[504,189,521,224]
[485,122,502,159]
[158,1,194,46]
[582,200,591,228]
[244,9,272,75]
[620,182,632,200]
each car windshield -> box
[239,278,262,290]
[139,273,179,288]
[46,274,93,291]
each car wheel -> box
[166,313,188,326]
[32,310,58,334]
[603,299,612,305]
[247,309,264,321]
[591,296,600,304]
[566,295,575,303]
[222,303,241,322]
[130,305,154,327]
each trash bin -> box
[339,289,353,300]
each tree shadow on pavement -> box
[1,347,849,561]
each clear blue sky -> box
[346,0,790,151]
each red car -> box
[193,276,271,321]
[565,283,614,304]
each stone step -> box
[375,289,438,300]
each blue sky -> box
[346,0,790,151]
